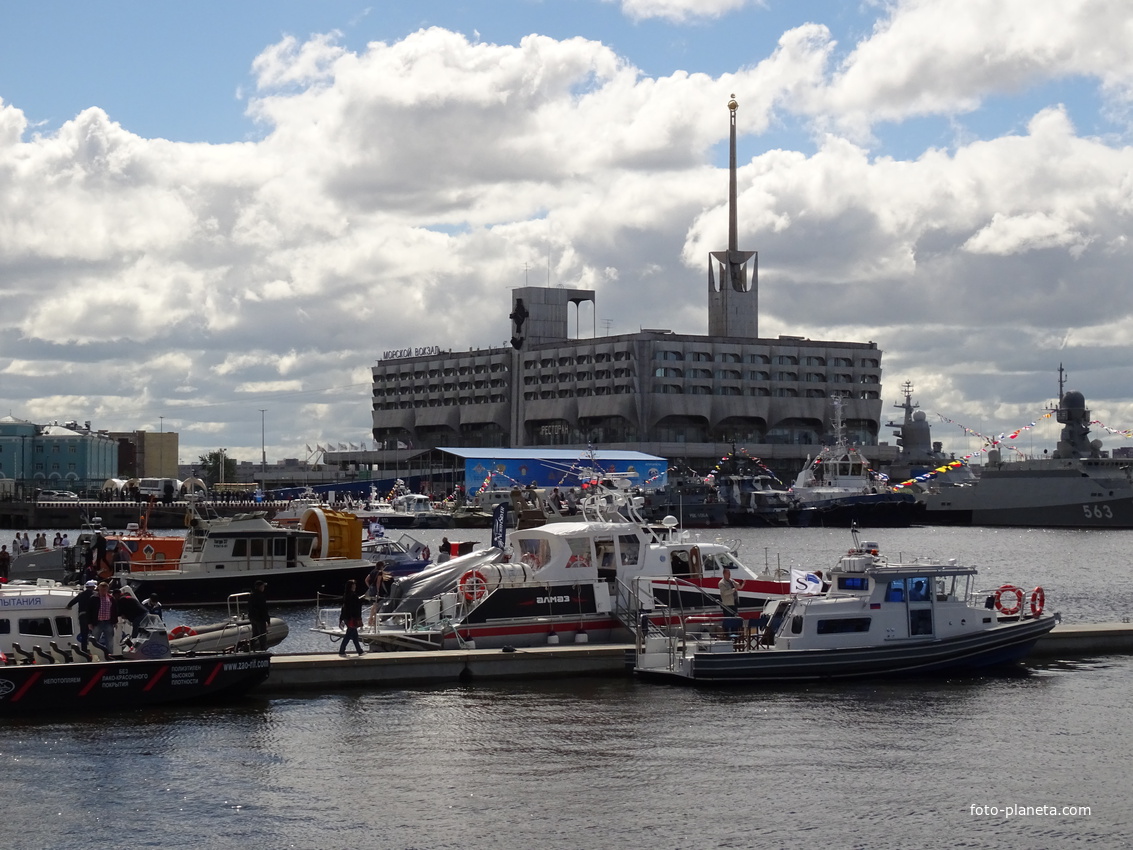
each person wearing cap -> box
[248,580,270,651]
[144,594,163,621]
[67,580,98,650]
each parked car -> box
[38,490,79,501]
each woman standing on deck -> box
[338,579,366,656]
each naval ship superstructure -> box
[921,376,1133,528]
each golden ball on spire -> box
[728,95,738,111]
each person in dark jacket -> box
[115,588,148,638]
[67,579,98,650]
[338,579,365,656]
[248,581,270,651]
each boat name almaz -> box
[538,595,572,604]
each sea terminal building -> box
[354,286,895,485]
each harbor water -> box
[2,525,1130,848]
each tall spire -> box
[708,95,758,339]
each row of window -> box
[0,444,79,453]
[375,387,883,409]
[374,379,508,396]
[374,395,510,410]
[376,370,883,394]
[523,386,636,399]
[522,351,634,369]
[0,463,78,472]
[374,362,509,382]
[653,369,879,383]
[656,386,880,399]
[653,352,879,368]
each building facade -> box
[0,416,119,496]
[368,292,890,478]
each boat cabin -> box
[768,550,988,649]
[0,582,80,660]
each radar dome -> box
[913,411,926,422]
[1061,390,1086,409]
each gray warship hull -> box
[921,459,1133,528]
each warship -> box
[921,371,1133,528]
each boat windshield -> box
[618,534,640,566]
[934,574,970,602]
[515,537,552,569]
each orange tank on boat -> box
[300,508,364,559]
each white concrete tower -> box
[708,95,758,339]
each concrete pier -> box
[1028,622,1133,659]
[260,643,631,692]
[257,622,1133,692]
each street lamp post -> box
[159,416,164,478]
[219,448,226,486]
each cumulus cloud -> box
[3,3,1133,462]
[814,0,1133,136]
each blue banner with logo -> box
[491,503,508,549]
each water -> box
[2,525,1131,848]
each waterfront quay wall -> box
[258,624,1133,692]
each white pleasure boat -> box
[634,531,1058,682]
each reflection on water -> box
[2,661,1130,849]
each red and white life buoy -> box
[169,625,197,640]
[1029,586,1045,618]
[994,585,1024,616]
[458,569,489,602]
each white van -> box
[138,478,181,499]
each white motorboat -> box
[313,477,792,651]
[633,530,1058,682]
[0,580,271,714]
[360,532,432,577]
[789,398,923,527]
[118,505,373,604]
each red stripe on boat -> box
[78,668,107,697]
[11,670,43,702]
[143,665,169,691]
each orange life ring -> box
[169,625,197,639]
[994,585,1024,616]
[1029,586,1045,617]
[689,545,702,575]
[458,569,488,602]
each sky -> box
[3,0,1133,467]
